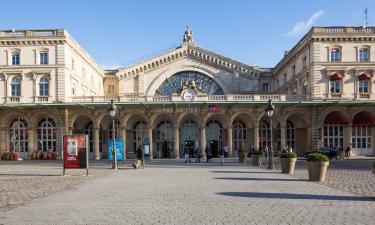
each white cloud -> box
[285,10,325,36]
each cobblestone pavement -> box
[0,160,113,213]
[0,159,374,225]
[259,158,375,198]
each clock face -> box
[183,90,196,101]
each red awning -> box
[359,72,371,81]
[324,111,349,124]
[330,73,343,81]
[353,111,375,125]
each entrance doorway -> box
[209,140,219,158]
[180,120,199,157]
[184,140,195,157]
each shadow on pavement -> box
[211,170,281,174]
[217,192,375,202]
[215,177,306,182]
[0,173,61,177]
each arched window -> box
[37,118,56,152]
[359,48,369,62]
[12,51,20,65]
[259,120,270,149]
[11,77,21,96]
[286,120,295,150]
[108,119,121,140]
[84,123,103,153]
[40,51,48,64]
[233,119,246,153]
[39,76,49,96]
[9,118,28,152]
[156,120,174,158]
[133,120,147,151]
[330,48,341,62]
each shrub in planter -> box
[280,152,297,174]
[238,148,247,163]
[307,153,329,182]
[372,161,375,176]
[251,150,263,167]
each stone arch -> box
[150,113,176,129]
[29,111,59,128]
[321,107,350,125]
[1,111,28,127]
[145,65,230,96]
[177,113,202,127]
[230,111,255,128]
[69,112,95,129]
[204,113,228,129]
[124,113,148,130]
[282,109,311,127]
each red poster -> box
[63,135,88,169]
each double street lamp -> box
[108,99,117,170]
[265,99,275,169]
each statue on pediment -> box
[183,26,193,44]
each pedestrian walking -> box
[135,145,144,168]
[219,147,224,166]
[184,147,190,163]
[345,144,352,159]
[264,146,268,160]
[195,147,200,163]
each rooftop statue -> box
[183,26,193,44]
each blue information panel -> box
[108,140,124,161]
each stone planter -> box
[252,155,263,167]
[280,158,297,174]
[307,161,329,182]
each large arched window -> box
[39,76,49,96]
[259,120,270,150]
[156,120,174,158]
[11,77,21,96]
[155,71,224,96]
[133,120,147,151]
[9,118,28,152]
[286,120,295,150]
[233,119,246,153]
[37,118,56,152]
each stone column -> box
[200,126,206,159]
[173,126,180,159]
[120,126,126,160]
[0,127,6,153]
[227,126,233,158]
[311,107,321,150]
[94,126,100,160]
[344,123,352,149]
[280,126,286,149]
[254,126,259,150]
[28,128,36,157]
[147,127,153,159]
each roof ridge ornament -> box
[182,26,194,45]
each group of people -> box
[183,146,225,165]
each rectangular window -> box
[40,52,48,64]
[330,49,340,62]
[283,73,287,83]
[330,80,340,93]
[358,80,369,93]
[359,49,369,62]
[12,53,20,65]
[262,83,269,93]
[292,65,296,76]
[303,57,307,69]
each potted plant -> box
[307,153,329,182]
[251,150,263,167]
[238,146,247,163]
[280,152,297,174]
[372,162,375,176]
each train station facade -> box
[0,27,375,160]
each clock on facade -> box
[182,90,196,101]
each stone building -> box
[0,26,374,160]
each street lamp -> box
[265,99,274,169]
[108,99,117,170]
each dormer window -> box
[359,48,369,62]
[330,48,341,62]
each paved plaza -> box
[0,159,374,225]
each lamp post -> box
[265,99,275,169]
[108,99,117,170]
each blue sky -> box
[1,0,373,68]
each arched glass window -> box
[133,120,147,151]
[233,119,246,153]
[359,48,369,62]
[84,123,104,153]
[9,118,28,152]
[330,48,340,62]
[286,120,295,150]
[39,76,49,96]
[37,118,56,152]
[157,120,174,158]
[259,120,270,150]
[11,77,21,96]
[12,51,20,65]
[155,71,224,96]
[108,119,121,140]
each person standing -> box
[345,144,352,159]
[184,147,189,163]
[264,146,268,160]
[136,145,144,169]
